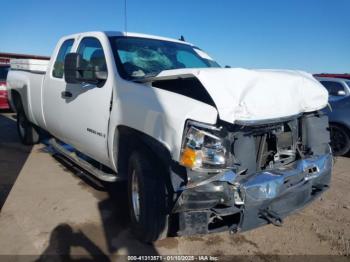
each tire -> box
[329,124,350,156]
[127,150,168,243]
[17,109,40,145]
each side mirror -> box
[64,53,107,84]
[64,53,84,84]
[337,90,346,96]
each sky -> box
[0,0,349,73]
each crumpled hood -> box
[154,68,329,123]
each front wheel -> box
[127,150,168,243]
[17,109,40,145]
[329,124,350,156]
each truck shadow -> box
[44,153,160,258]
[0,113,32,210]
[36,223,110,262]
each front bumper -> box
[174,153,332,236]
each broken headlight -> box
[180,120,228,172]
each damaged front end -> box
[172,112,332,236]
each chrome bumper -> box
[174,153,332,236]
[240,153,332,204]
[174,153,332,211]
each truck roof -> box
[64,31,194,46]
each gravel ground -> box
[0,112,349,261]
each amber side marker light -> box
[180,147,197,168]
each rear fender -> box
[7,71,30,117]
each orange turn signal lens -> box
[180,147,197,168]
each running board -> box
[49,138,119,182]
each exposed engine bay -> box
[172,112,332,236]
[224,112,330,178]
[229,119,299,174]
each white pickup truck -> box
[7,31,332,243]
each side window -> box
[52,39,74,78]
[320,81,345,96]
[77,37,107,80]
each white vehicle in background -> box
[7,31,332,242]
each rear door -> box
[43,37,75,139]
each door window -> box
[77,37,107,80]
[52,39,74,78]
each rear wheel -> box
[329,124,350,156]
[127,150,168,243]
[17,109,40,145]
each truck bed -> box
[8,59,50,128]
[10,59,49,73]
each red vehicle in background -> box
[314,73,350,80]
[0,58,10,110]
[0,53,50,110]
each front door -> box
[44,36,113,166]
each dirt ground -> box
[0,112,349,261]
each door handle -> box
[61,91,72,98]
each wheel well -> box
[329,122,350,136]
[11,90,22,112]
[115,126,172,178]
[116,126,178,216]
